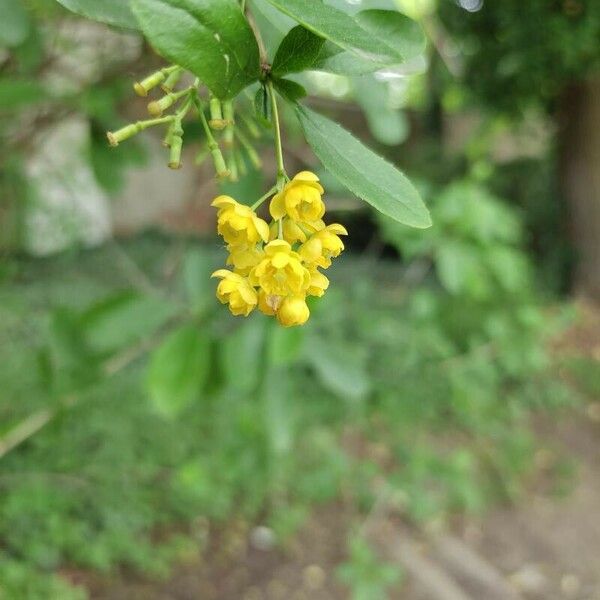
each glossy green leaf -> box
[296,105,431,229]
[272,25,325,76]
[263,0,403,64]
[147,325,211,416]
[54,0,139,29]
[313,9,426,75]
[131,0,261,99]
[0,0,30,47]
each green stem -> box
[251,185,278,211]
[267,80,287,189]
[193,91,230,178]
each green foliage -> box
[440,0,600,113]
[296,105,431,228]
[54,0,139,29]
[0,226,574,596]
[337,537,402,600]
[147,324,211,416]
[271,25,325,76]
[131,0,261,99]
[264,0,405,65]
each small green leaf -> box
[273,78,307,103]
[54,0,139,29]
[147,325,211,417]
[296,105,431,228]
[131,0,261,99]
[263,0,404,64]
[0,0,30,47]
[272,25,325,76]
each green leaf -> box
[131,0,261,99]
[313,9,426,75]
[263,1,409,65]
[272,25,325,76]
[220,317,266,393]
[273,77,307,103]
[147,325,211,417]
[54,0,139,29]
[0,0,30,47]
[296,105,431,228]
[82,291,176,355]
[304,334,370,402]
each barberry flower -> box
[211,269,258,317]
[250,240,310,297]
[258,290,282,316]
[269,171,325,223]
[212,195,269,246]
[226,244,264,276]
[277,295,310,328]
[307,268,329,297]
[299,223,348,268]
[269,218,307,244]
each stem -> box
[268,80,287,189]
[251,185,278,211]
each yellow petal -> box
[269,192,287,219]
[327,223,348,236]
[253,216,270,242]
[211,195,237,209]
[271,252,290,269]
[211,269,233,279]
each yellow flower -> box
[258,289,283,316]
[277,295,310,327]
[227,244,264,276]
[269,218,307,244]
[211,269,258,317]
[269,171,325,223]
[212,195,269,246]
[307,268,329,297]
[250,240,310,296]
[299,223,348,268]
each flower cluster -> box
[211,172,347,327]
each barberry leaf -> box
[263,0,406,64]
[131,0,261,99]
[313,9,426,75]
[273,78,307,102]
[147,325,211,417]
[271,25,325,76]
[296,105,431,229]
[54,0,139,29]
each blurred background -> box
[1,0,600,598]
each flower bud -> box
[134,70,166,97]
[277,295,310,327]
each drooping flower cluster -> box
[211,172,347,327]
